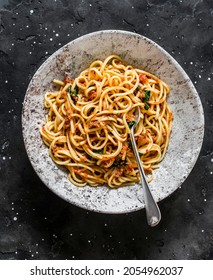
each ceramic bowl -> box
[22,30,204,213]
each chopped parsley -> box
[127,141,132,149]
[143,90,150,102]
[133,85,141,95]
[112,158,127,167]
[112,161,120,167]
[127,121,137,128]
[143,90,150,110]
[68,86,78,96]
[144,103,150,110]
[94,150,103,154]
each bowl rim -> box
[22,29,205,214]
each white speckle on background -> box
[5,80,8,83]
[2,140,9,150]
[13,217,17,221]
[56,33,59,37]
[207,77,211,80]
[30,10,34,15]
[211,158,213,162]
[187,199,190,202]
[50,38,53,41]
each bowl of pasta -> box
[22,30,204,213]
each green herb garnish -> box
[127,141,132,149]
[94,150,103,154]
[133,85,141,95]
[143,90,150,110]
[127,121,137,128]
[143,90,150,102]
[112,161,120,167]
[144,103,149,110]
[112,158,127,167]
[68,86,78,96]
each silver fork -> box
[129,106,161,227]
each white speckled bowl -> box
[22,30,204,213]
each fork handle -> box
[130,130,161,227]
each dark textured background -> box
[0,0,212,260]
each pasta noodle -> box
[40,55,173,188]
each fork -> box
[129,106,161,227]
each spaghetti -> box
[40,55,173,188]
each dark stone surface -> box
[0,0,213,260]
